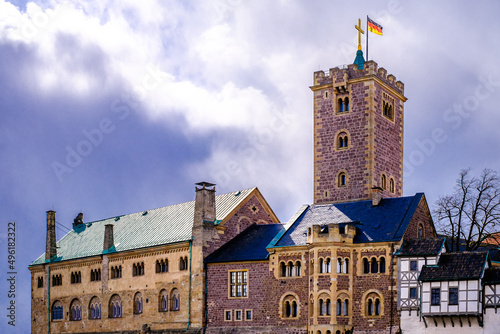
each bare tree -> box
[434,168,500,252]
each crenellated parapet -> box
[307,223,356,244]
[312,60,404,96]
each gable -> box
[402,194,436,241]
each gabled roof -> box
[31,188,260,266]
[270,193,424,247]
[396,237,446,257]
[205,223,283,263]
[419,252,488,282]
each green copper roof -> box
[353,49,365,69]
[30,188,256,266]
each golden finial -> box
[355,18,364,51]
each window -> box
[383,101,394,120]
[449,288,458,305]
[409,287,417,299]
[159,289,169,312]
[134,292,143,314]
[229,270,248,298]
[282,294,299,318]
[171,288,180,311]
[344,97,349,111]
[363,258,370,274]
[381,174,387,190]
[52,301,63,321]
[280,262,286,277]
[295,261,301,277]
[37,276,43,288]
[337,96,350,113]
[370,258,378,274]
[379,257,386,273]
[71,271,81,284]
[336,299,341,316]
[366,293,382,317]
[133,262,145,276]
[343,258,349,274]
[325,258,331,273]
[70,299,82,321]
[179,256,188,271]
[326,299,331,316]
[90,269,101,282]
[319,299,325,316]
[109,294,122,318]
[156,259,169,273]
[431,288,440,306]
[418,224,424,239]
[337,132,349,149]
[337,258,343,273]
[338,172,347,187]
[342,299,349,316]
[410,260,418,271]
[52,274,62,286]
[225,310,232,321]
[89,296,101,319]
[245,309,253,321]
[110,265,122,279]
[287,262,294,277]
[389,178,395,193]
[235,310,242,321]
[319,258,324,273]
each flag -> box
[368,17,383,36]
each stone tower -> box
[311,56,407,204]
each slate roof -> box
[269,193,424,247]
[396,237,446,257]
[419,252,488,282]
[205,224,284,263]
[31,188,258,266]
[483,267,500,285]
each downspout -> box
[390,243,394,334]
[203,261,208,334]
[47,265,50,334]
[186,239,193,331]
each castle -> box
[30,29,500,334]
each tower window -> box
[338,172,347,187]
[381,174,387,190]
[382,94,395,121]
[336,95,350,114]
[389,178,395,193]
[337,132,349,149]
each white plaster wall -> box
[400,309,500,334]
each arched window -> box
[134,292,143,314]
[338,172,347,187]
[365,293,383,317]
[133,263,137,276]
[337,258,343,273]
[338,98,344,112]
[295,261,301,277]
[418,224,424,238]
[52,300,63,321]
[287,262,294,277]
[379,257,386,273]
[337,132,349,149]
[326,299,331,316]
[363,258,370,274]
[319,299,325,316]
[109,294,122,318]
[159,289,168,312]
[336,299,341,316]
[325,258,331,273]
[381,174,387,190]
[171,288,180,311]
[343,299,349,316]
[371,257,378,273]
[344,97,349,111]
[389,178,395,193]
[280,262,286,277]
[343,258,349,274]
[89,296,101,319]
[282,294,299,318]
[319,258,324,273]
[70,298,82,321]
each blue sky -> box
[1,1,500,332]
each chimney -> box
[73,212,84,228]
[194,182,216,224]
[45,210,57,261]
[371,187,383,206]
[103,224,114,251]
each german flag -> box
[368,17,383,35]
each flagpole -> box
[366,15,369,61]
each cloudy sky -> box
[1,0,499,332]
